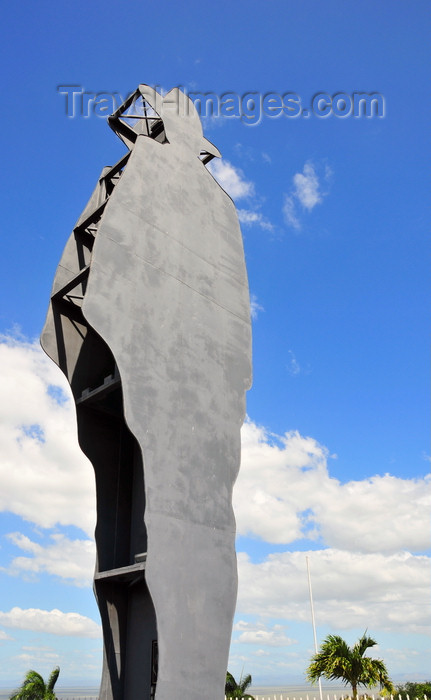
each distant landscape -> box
[0,683,424,700]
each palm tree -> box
[10,666,60,699]
[225,671,255,699]
[306,633,394,700]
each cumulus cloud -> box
[234,620,297,647]
[1,335,429,644]
[2,337,426,561]
[236,549,430,635]
[0,629,13,640]
[293,162,323,210]
[0,335,96,537]
[2,337,430,559]
[234,417,430,640]
[208,159,254,199]
[235,419,431,553]
[235,421,329,545]
[0,607,101,638]
[16,650,60,663]
[316,473,431,553]
[208,159,273,232]
[283,161,331,230]
[237,209,274,232]
[5,532,95,587]
[11,643,102,683]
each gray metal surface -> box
[41,86,252,700]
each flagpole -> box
[306,555,323,700]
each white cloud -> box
[208,159,254,200]
[293,162,323,210]
[208,159,274,232]
[0,629,13,640]
[16,651,60,661]
[9,645,103,684]
[237,549,430,635]
[237,209,274,232]
[2,338,429,559]
[287,350,301,376]
[250,294,264,320]
[235,419,431,553]
[0,607,101,638]
[1,336,429,646]
[235,421,329,545]
[283,161,331,230]
[5,532,95,587]
[234,620,297,647]
[315,473,431,553]
[200,114,227,131]
[0,336,96,537]
[283,194,301,231]
[22,645,57,651]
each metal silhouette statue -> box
[41,85,252,700]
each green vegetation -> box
[394,681,431,700]
[9,667,60,700]
[225,670,255,699]
[306,633,394,700]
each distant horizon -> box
[1,679,429,700]
[1,676,429,691]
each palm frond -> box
[225,670,255,700]
[225,671,237,693]
[239,673,252,692]
[354,632,377,657]
[9,666,60,700]
[47,667,60,692]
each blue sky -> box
[0,0,429,691]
